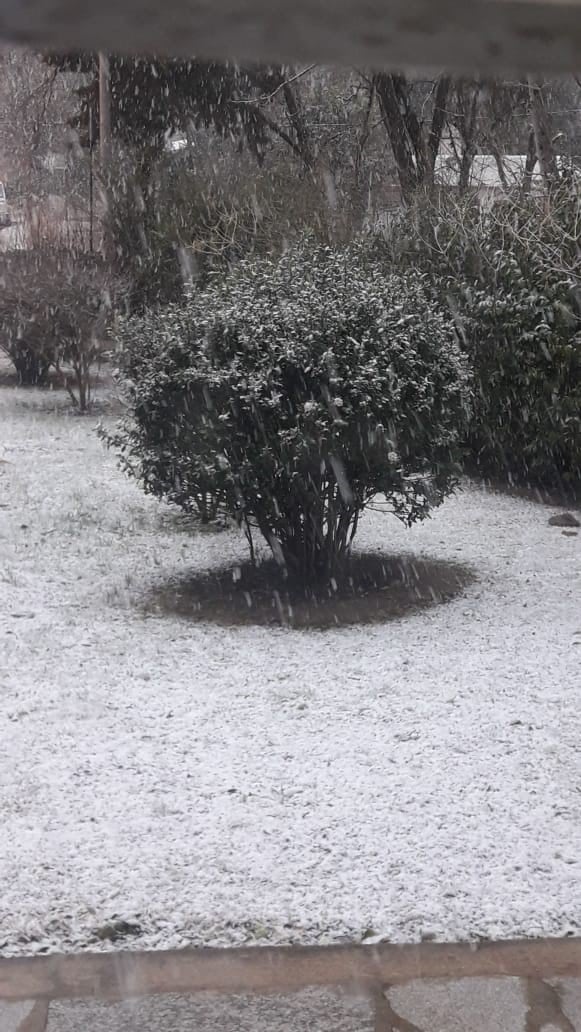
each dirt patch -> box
[477,476,581,510]
[143,552,476,630]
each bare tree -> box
[373,73,451,201]
[0,47,80,195]
[448,80,483,192]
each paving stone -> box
[0,1001,43,1032]
[46,987,374,1031]
[387,976,527,1032]
[550,978,581,1029]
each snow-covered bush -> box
[378,192,581,488]
[107,246,470,579]
[461,265,581,488]
[457,197,581,487]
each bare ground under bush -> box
[143,552,475,629]
[479,477,581,510]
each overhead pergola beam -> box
[1,0,581,72]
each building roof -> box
[434,152,579,190]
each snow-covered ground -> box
[1,384,580,957]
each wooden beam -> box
[2,0,581,72]
[1,938,581,1003]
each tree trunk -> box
[527,77,560,190]
[489,142,509,191]
[281,80,315,170]
[375,73,421,202]
[455,80,480,194]
[426,76,451,181]
[521,127,537,196]
[375,73,450,203]
[77,369,87,412]
[11,338,50,386]
[275,502,358,582]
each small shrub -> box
[55,262,117,412]
[0,249,117,409]
[2,326,54,386]
[107,246,470,580]
[0,256,57,384]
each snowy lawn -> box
[1,384,580,956]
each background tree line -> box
[0,49,580,501]
[2,49,581,234]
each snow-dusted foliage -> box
[459,201,581,487]
[381,192,581,488]
[107,246,470,578]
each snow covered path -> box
[0,387,580,956]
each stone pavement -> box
[3,977,581,1031]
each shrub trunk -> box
[11,339,51,386]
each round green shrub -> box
[106,246,470,579]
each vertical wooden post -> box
[88,101,94,252]
[98,52,111,167]
[98,52,112,257]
